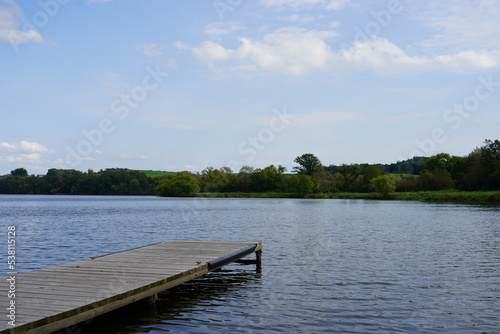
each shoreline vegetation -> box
[1,139,498,204]
[196,190,500,204]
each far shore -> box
[195,190,500,204]
[2,191,499,204]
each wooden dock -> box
[0,240,262,334]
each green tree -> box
[370,175,396,196]
[422,153,452,172]
[419,169,454,190]
[460,139,500,190]
[11,168,28,177]
[200,167,229,192]
[293,153,323,176]
[156,171,200,197]
[396,175,419,192]
[329,173,345,192]
[250,165,286,192]
[362,164,384,191]
[128,178,141,195]
[235,165,254,192]
[338,164,363,192]
[478,139,500,189]
[288,174,316,195]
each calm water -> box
[0,195,499,333]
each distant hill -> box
[325,156,428,175]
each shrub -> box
[156,171,200,197]
[370,175,396,196]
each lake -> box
[0,195,499,333]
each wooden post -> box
[0,240,262,334]
[256,250,262,272]
[145,293,158,304]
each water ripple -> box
[0,195,498,333]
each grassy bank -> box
[197,192,297,198]
[391,190,500,203]
[195,190,500,204]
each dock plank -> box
[0,240,261,334]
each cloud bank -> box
[184,28,499,77]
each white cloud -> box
[277,14,316,24]
[188,30,500,77]
[261,0,352,10]
[204,22,245,36]
[0,141,54,164]
[140,43,164,59]
[192,40,233,63]
[0,0,43,45]
[22,153,42,161]
[0,140,56,153]
[175,41,190,50]
[192,28,338,76]
[434,50,499,70]
[410,0,500,51]
[0,28,42,45]
[261,0,323,8]
[0,155,21,163]
[0,153,42,163]
[340,37,431,69]
[346,38,498,70]
[325,0,350,10]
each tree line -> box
[157,139,499,196]
[1,139,498,197]
[0,168,156,195]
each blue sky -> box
[1,0,499,175]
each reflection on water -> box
[1,195,499,333]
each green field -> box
[135,170,174,178]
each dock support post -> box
[145,293,158,304]
[256,250,262,272]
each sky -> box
[0,0,499,175]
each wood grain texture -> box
[0,240,261,334]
